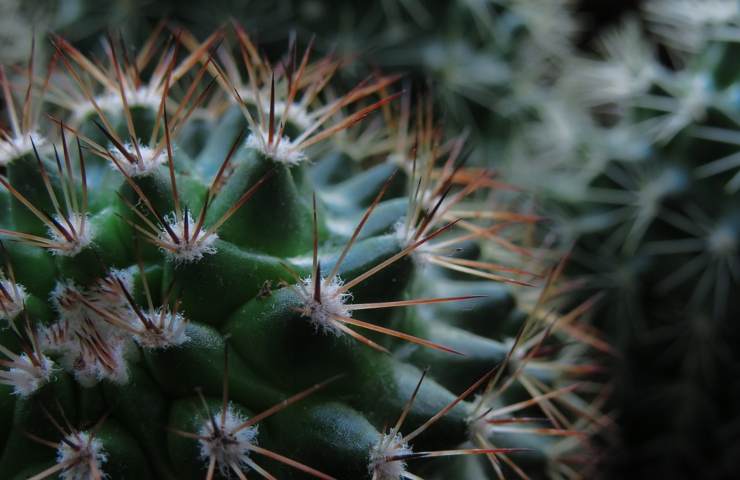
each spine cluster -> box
[0,22,605,480]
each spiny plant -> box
[25,0,583,152]
[283,0,580,148]
[0,26,605,479]
[47,1,740,476]
[268,1,740,476]
[482,1,740,477]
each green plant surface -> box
[0,25,604,479]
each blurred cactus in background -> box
[552,3,740,477]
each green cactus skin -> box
[0,25,602,479]
[24,0,740,477]
[455,2,740,478]
[287,1,740,477]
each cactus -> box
[0,25,604,479]
[276,1,740,476]
[32,0,740,477]
[463,2,740,477]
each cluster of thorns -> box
[0,22,609,480]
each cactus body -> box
[0,25,601,479]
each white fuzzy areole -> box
[133,309,189,349]
[47,277,132,386]
[0,132,46,166]
[109,141,167,177]
[235,88,314,131]
[3,352,54,397]
[368,431,413,480]
[41,324,129,388]
[159,211,219,264]
[73,85,161,121]
[47,213,93,257]
[0,279,27,322]
[56,431,108,480]
[298,275,352,336]
[198,405,259,477]
[393,219,413,244]
[71,337,130,387]
[101,85,161,110]
[245,131,307,166]
[88,269,134,308]
[50,280,85,320]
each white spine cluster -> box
[0,278,27,323]
[649,72,712,143]
[509,0,578,54]
[1,352,55,397]
[368,431,413,480]
[47,213,94,257]
[236,89,313,130]
[73,85,162,122]
[89,269,134,307]
[133,309,189,349]
[198,405,259,477]
[159,211,219,264]
[43,268,192,385]
[45,277,132,386]
[108,141,167,177]
[48,280,85,319]
[0,132,46,166]
[565,20,657,106]
[56,432,108,480]
[298,275,352,336]
[644,0,740,52]
[245,132,307,166]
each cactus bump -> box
[0,25,604,479]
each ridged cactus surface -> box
[17,1,738,478]
[230,1,740,476]
[0,26,603,479]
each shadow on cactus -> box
[0,25,606,479]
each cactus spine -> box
[0,24,603,479]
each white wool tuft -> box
[133,309,189,349]
[245,132,307,166]
[0,279,27,323]
[73,85,161,121]
[198,405,259,477]
[158,211,219,263]
[46,277,132,386]
[297,275,352,336]
[56,432,108,480]
[47,213,93,257]
[0,132,46,166]
[368,431,413,480]
[2,352,54,397]
[108,141,167,177]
